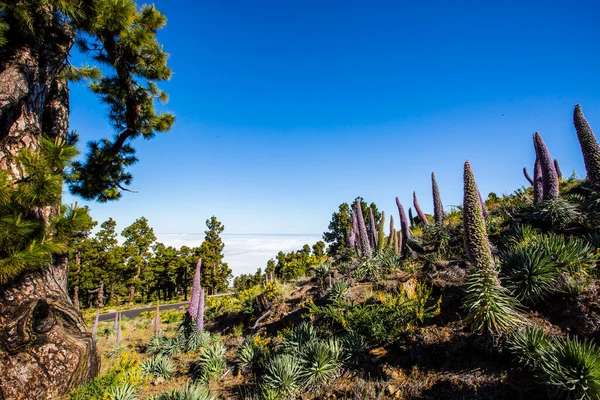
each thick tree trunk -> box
[0,259,99,399]
[0,22,99,398]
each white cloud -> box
[156,233,323,277]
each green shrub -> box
[531,198,581,230]
[148,382,218,400]
[263,354,302,399]
[297,338,343,390]
[237,335,270,373]
[540,336,600,399]
[142,354,176,379]
[192,342,227,383]
[501,243,560,302]
[326,280,348,304]
[104,383,138,400]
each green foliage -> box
[306,282,440,345]
[237,335,270,373]
[501,243,560,302]
[279,323,316,354]
[141,354,175,379]
[104,383,138,400]
[148,382,218,400]
[192,342,227,383]
[297,338,344,390]
[0,137,93,284]
[263,354,302,399]
[463,266,525,334]
[540,336,600,399]
[530,198,581,230]
[510,329,600,399]
[185,330,211,353]
[326,280,348,303]
[199,216,232,293]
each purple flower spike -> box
[387,215,395,248]
[154,303,160,333]
[113,310,119,331]
[413,191,429,225]
[368,207,378,249]
[533,157,544,205]
[554,159,562,180]
[477,187,489,220]
[431,172,444,225]
[463,161,493,270]
[92,309,99,337]
[395,197,411,255]
[523,167,534,186]
[188,259,202,318]
[355,198,372,258]
[349,212,358,248]
[116,312,121,344]
[196,287,205,332]
[396,231,402,255]
[574,104,600,185]
[533,132,559,200]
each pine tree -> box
[122,217,156,303]
[0,2,174,396]
[199,216,231,294]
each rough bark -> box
[0,261,99,400]
[0,20,98,398]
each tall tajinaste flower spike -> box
[377,211,386,250]
[116,312,121,344]
[387,215,395,248]
[368,207,378,249]
[523,167,534,186]
[413,191,429,225]
[477,188,488,219]
[92,309,99,337]
[554,159,562,180]
[395,197,411,254]
[533,132,559,200]
[408,207,414,227]
[154,303,160,333]
[431,172,444,224]
[348,211,358,248]
[113,310,119,331]
[463,161,493,270]
[355,198,371,258]
[533,157,543,204]
[196,287,205,332]
[188,259,202,318]
[396,231,402,255]
[574,104,600,185]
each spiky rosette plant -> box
[431,172,444,224]
[395,197,411,251]
[188,259,202,318]
[368,207,378,249]
[534,157,544,204]
[523,167,534,186]
[554,159,562,180]
[462,161,523,334]
[534,132,559,200]
[354,199,371,258]
[413,191,429,225]
[574,104,600,186]
[196,287,205,332]
[377,211,385,250]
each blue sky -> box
[66,0,600,240]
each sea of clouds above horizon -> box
[156,233,323,278]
